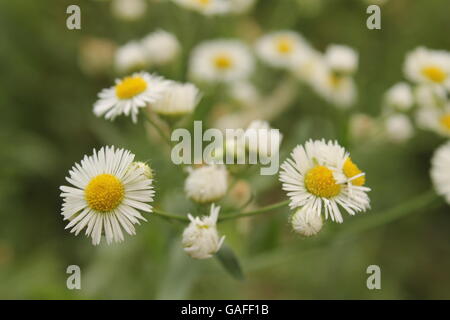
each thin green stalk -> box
[144,113,172,146]
[152,199,290,223]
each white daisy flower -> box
[279,139,370,223]
[185,165,228,203]
[182,204,225,259]
[415,105,450,138]
[324,44,359,75]
[384,113,414,143]
[189,40,254,83]
[244,120,283,159]
[310,65,357,108]
[384,82,414,111]
[141,30,180,66]
[431,141,450,205]
[291,48,325,84]
[255,30,311,68]
[291,207,323,237]
[114,41,150,74]
[404,47,450,88]
[111,0,147,21]
[150,81,201,117]
[59,146,154,245]
[414,84,447,110]
[93,71,169,123]
[172,0,230,16]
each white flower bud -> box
[185,165,228,203]
[182,204,225,259]
[324,44,358,75]
[151,82,201,117]
[291,207,323,236]
[384,114,414,143]
[384,82,413,111]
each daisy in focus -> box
[189,40,254,83]
[59,146,154,245]
[431,141,450,205]
[279,139,371,223]
[93,71,169,123]
[256,30,311,68]
[182,204,225,259]
[404,47,450,88]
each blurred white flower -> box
[141,30,181,66]
[404,47,450,88]
[414,84,447,109]
[431,141,450,205]
[60,146,154,245]
[151,81,201,116]
[111,0,147,21]
[256,30,311,68]
[189,40,254,83]
[78,37,116,76]
[172,0,230,16]
[94,72,170,123]
[229,81,261,107]
[114,41,150,74]
[291,207,323,236]
[230,0,256,14]
[185,165,228,203]
[384,82,414,111]
[384,113,414,143]
[291,48,325,84]
[244,120,283,159]
[311,66,357,108]
[182,204,225,259]
[349,113,377,140]
[324,44,359,75]
[415,105,450,138]
[279,139,370,223]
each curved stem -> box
[144,113,172,146]
[152,199,291,223]
[152,208,190,222]
[219,199,290,222]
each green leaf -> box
[215,245,244,281]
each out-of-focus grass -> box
[0,0,449,299]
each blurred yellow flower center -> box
[115,76,147,99]
[197,0,210,5]
[85,174,124,212]
[329,73,342,87]
[276,38,294,54]
[440,114,450,131]
[422,66,446,83]
[343,158,365,186]
[213,54,233,69]
[305,165,341,198]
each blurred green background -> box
[1,0,450,299]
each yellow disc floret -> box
[440,114,450,132]
[305,165,341,198]
[85,174,125,212]
[422,66,446,83]
[115,76,147,99]
[213,54,233,70]
[343,158,365,186]
[276,37,294,54]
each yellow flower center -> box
[305,165,341,198]
[85,174,125,212]
[343,158,365,186]
[422,66,446,83]
[440,114,450,131]
[197,0,210,6]
[329,73,342,88]
[115,76,147,100]
[213,54,233,70]
[276,37,294,54]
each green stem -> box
[219,200,290,222]
[152,199,290,223]
[144,113,172,147]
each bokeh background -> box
[1,0,450,299]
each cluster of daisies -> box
[185,31,359,109]
[350,46,450,144]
